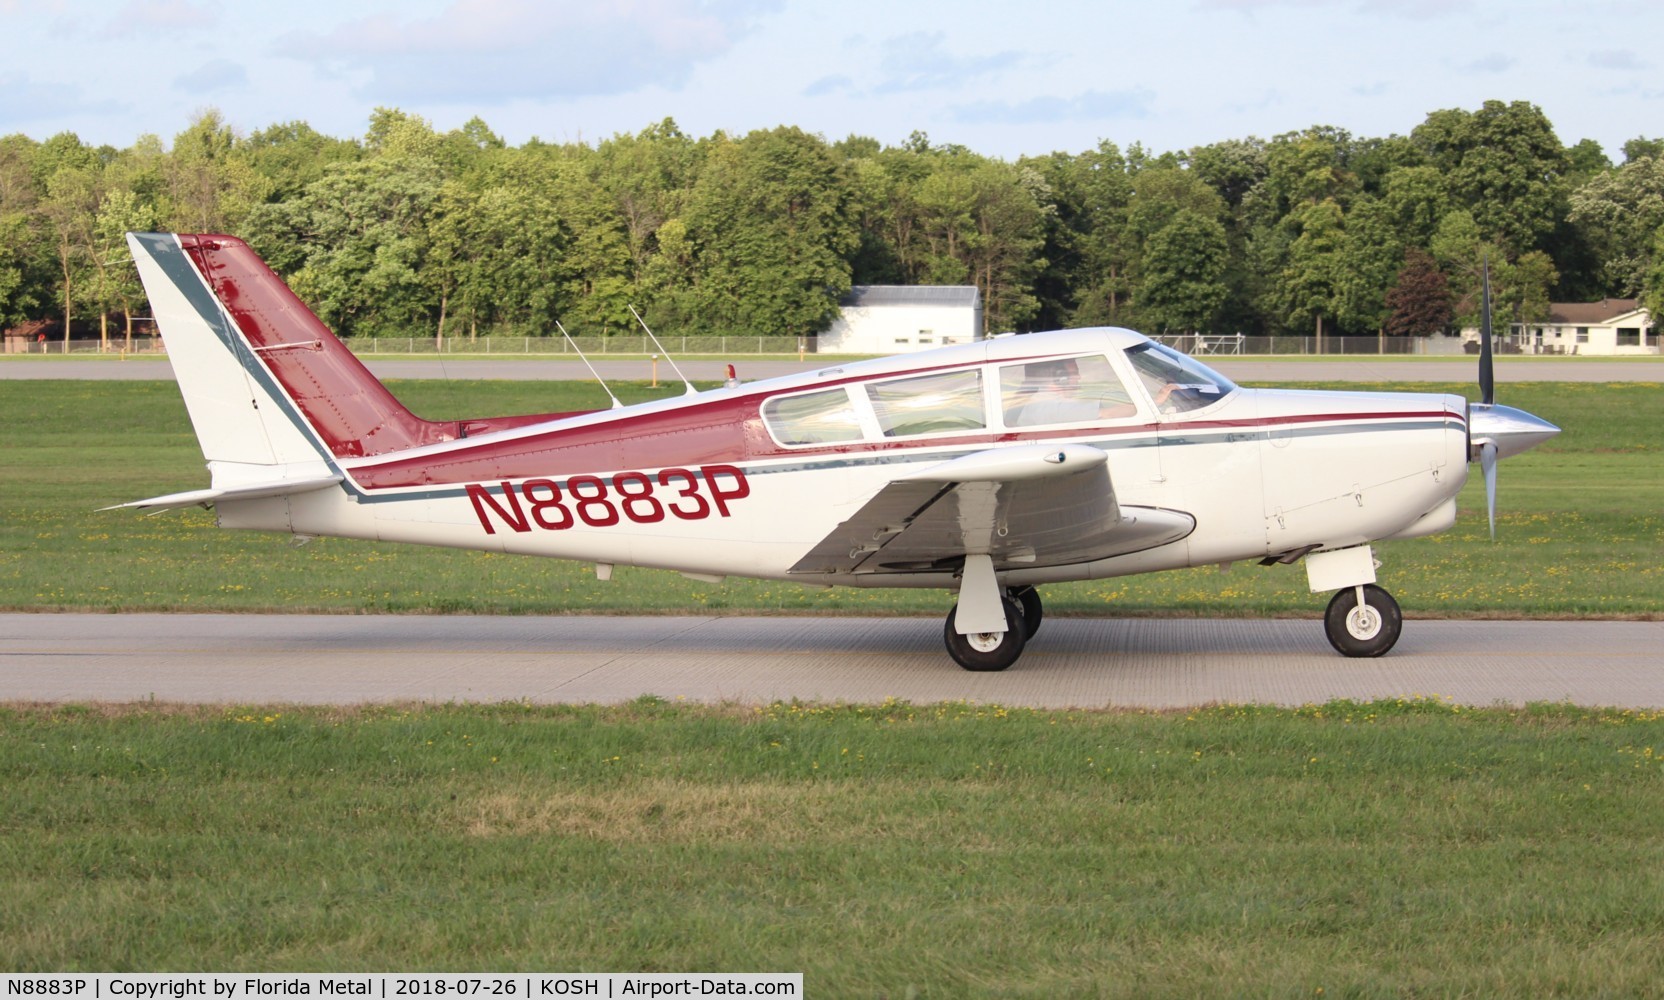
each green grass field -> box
[2,378,1660,617]
[5,381,1663,990]
[3,699,1663,993]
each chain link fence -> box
[7,332,1473,357]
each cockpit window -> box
[866,369,986,438]
[762,387,864,445]
[1000,354,1136,427]
[1126,342,1236,413]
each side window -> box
[762,387,864,445]
[866,369,986,438]
[1000,354,1135,427]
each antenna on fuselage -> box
[555,319,623,410]
[628,304,698,397]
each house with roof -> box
[1464,299,1657,355]
[819,285,983,353]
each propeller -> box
[1479,255,1495,407]
[1478,256,1498,538]
[1467,254,1561,539]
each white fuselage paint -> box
[219,380,1470,592]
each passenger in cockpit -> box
[1005,356,1136,426]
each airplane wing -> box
[788,443,1193,576]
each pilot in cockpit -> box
[1005,355,1137,427]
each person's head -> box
[1029,358,1079,385]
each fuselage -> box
[220,327,1471,589]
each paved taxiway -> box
[3,614,1660,709]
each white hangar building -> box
[1464,298,1658,355]
[819,285,983,353]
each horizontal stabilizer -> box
[104,474,343,513]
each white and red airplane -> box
[118,232,1560,670]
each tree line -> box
[4,100,1663,347]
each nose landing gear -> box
[1324,583,1402,657]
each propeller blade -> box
[1479,255,1495,406]
[1480,440,1498,540]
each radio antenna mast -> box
[555,319,623,410]
[628,304,697,396]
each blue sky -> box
[2,0,1659,161]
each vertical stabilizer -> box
[128,234,459,481]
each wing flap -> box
[789,445,1193,576]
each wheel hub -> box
[1346,604,1382,640]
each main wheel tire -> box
[1008,585,1043,640]
[1324,584,1402,657]
[944,599,1027,671]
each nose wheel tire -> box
[944,598,1027,671]
[1324,584,1402,657]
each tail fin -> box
[127,233,458,471]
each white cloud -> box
[0,72,127,124]
[172,59,248,94]
[96,0,218,39]
[950,89,1155,125]
[803,75,854,98]
[1457,52,1514,74]
[1195,0,1469,13]
[871,32,1024,95]
[1587,49,1646,71]
[273,0,782,104]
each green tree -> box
[1379,165,1449,248]
[1139,208,1229,333]
[1261,127,1357,217]
[667,126,857,338]
[1639,225,1664,323]
[37,134,102,348]
[1568,153,1664,295]
[167,110,265,232]
[1412,100,1569,255]
[1564,138,1613,185]
[1274,198,1347,343]
[595,119,703,292]
[1623,137,1664,163]
[241,121,362,202]
[1334,196,1404,334]
[88,187,159,349]
[244,155,443,337]
[0,134,48,328]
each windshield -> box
[1125,342,1236,413]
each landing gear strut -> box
[1323,584,1402,657]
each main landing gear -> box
[943,586,1043,672]
[1323,583,1402,657]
